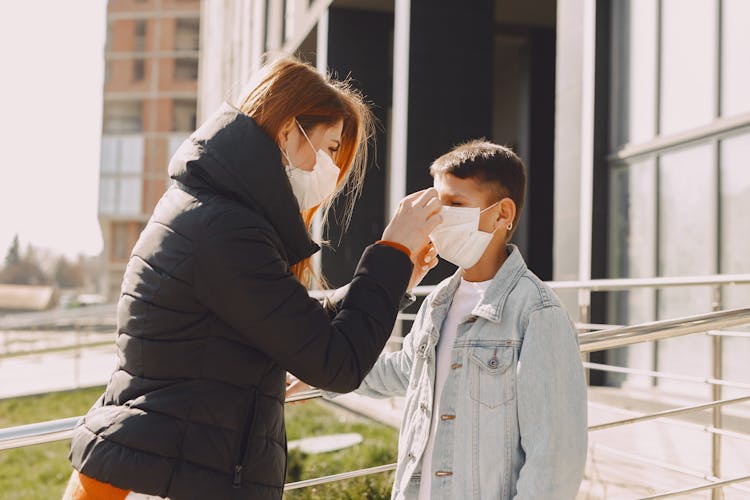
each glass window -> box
[719,132,750,398]
[611,0,657,148]
[118,178,143,216]
[119,137,144,174]
[659,143,716,298]
[660,0,716,135]
[657,143,716,395]
[720,133,750,291]
[609,159,657,283]
[100,137,119,174]
[608,160,657,388]
[175,18,200,51]
[721,0,750,116]
[174,58,199,80]
[134,59,145,81]
[99,178,117,215]
[172,100,197,132]
[103,101,143,133]
[135,20,146,52]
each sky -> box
[0,2,107,259]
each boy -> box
[296,140,588,499]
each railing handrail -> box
[579,306,750,352]
[0,303,116,331]
[0,390,324,452]
[3,274,750,331]
[412,272,750,296]
[0,416,80,451]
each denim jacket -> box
[353,245,587,499]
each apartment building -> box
[99,0,201,299]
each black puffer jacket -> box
[69,103,412,499]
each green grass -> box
[0,388,398,500]
[284,401,398,499]
[0,386,104,500]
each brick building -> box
[99,0,201,299]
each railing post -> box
[74,324,81,389]
[711,285,723,500]
[579,292,591,384]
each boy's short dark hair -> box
[429,139,526,237]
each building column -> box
[553,0,596,308]
[387,0,411,219]
[311,8,329,282]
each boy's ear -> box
[497,198,517,230]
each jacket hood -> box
[168,102,319,265]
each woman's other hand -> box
[381,188,442,259]
[285,373,312,404]
[408,242,438,291]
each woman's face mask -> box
[283,121,341,211]
[428,203,499,269]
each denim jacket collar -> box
[430,244,527,325]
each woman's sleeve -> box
[320,284,416,320]
[194,226,413,393]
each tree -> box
[0,240,50,286]
[4,234,20,268]
[54,256,85,288]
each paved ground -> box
[0,345,116,400]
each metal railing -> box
[2,275,750,498]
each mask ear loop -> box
[479,201,502,233]
[296,120,317,150]
[283,120,316,171]
[282,148,294,169]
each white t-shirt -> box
[418,277,492,500]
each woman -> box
[64,57,441,500]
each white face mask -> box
[428,204,499,269]
[283,121,341,211]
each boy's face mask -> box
[428,203,499,269]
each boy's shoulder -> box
[510,268,564,312]
[411,274,459,320]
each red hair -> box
[238,57,374,288]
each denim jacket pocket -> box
[469,346,515,408]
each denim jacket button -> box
[407,452,415,461]
[420,402,428,411]
[488,356,499,369]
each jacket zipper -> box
[233,390,258,488]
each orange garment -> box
[62,470,129,500]
[375,239,412,259]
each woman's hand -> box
[408,242,438,292]
[286,372,312,404]
[381,188,442,260]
